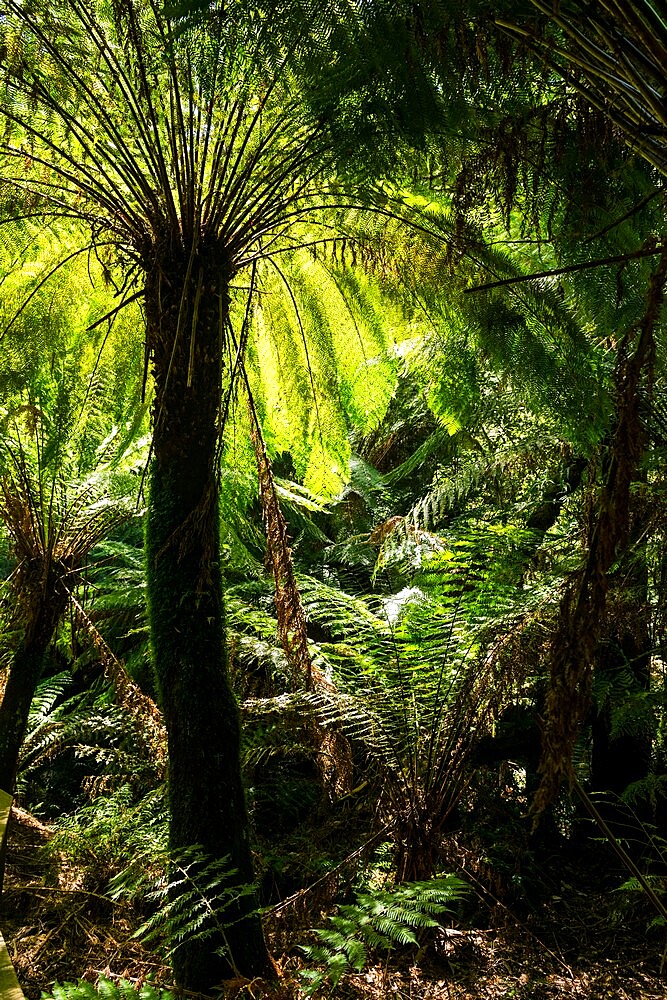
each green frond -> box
[132,845,257,961]
[41,977,173,1000]
[300,875,467,993]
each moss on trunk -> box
[144,244,273,988]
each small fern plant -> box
[121,845,258,974]
[41,978,173,1000]
[299,875,467,994]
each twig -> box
[570,772,667,926]
[464,245,663,293]
[269,826,392,915]
[7,885,115,905]
[31,918,68,960]
[453,860,574,978]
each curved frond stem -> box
[206,76,288,233]
[86,290,144,333]
[266,256,324,448]
[0,172,104,206]
[200,99,248,227]
[241,237,335,264]
[276,202,448,246]
[219,259,258,439]
[0,243,116,342]
[465,244,665,293]
[222,149,327,258]
[0,133,134,224]
[4,4,160,219]
[0,177,123,233]
[0,209,102,228]
[160,18,192,227]
[65,0,179,229]
[581,188,665,244]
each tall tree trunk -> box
[534,247,667,816]
[143,246,273,989]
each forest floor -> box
[4,805,667,1000]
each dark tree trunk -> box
[591,628,651,795]
[143,244,273,989]
[0,594,66,794]
[0,589,67,891]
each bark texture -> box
[0,581,68,795]
[0,581,68,892]
[143,242,273,989]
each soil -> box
[3,807,667,1000]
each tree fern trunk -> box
[0,591,67,794]
[0,645,44,797]
[0,592,66,891]
[143,246,273,988]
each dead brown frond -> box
[244,373,318,692]
[534,243,667,816]
[68,595,167,775]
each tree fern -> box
[285,542,527,878]
[15,670,74,787]
[18,673,163,814]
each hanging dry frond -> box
[534,242,667,816]
[69,594,167,774]
[244,373,316,691]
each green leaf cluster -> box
[300,875,468,993]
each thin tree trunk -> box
[143,248,273,988]
[0,596,66,794]
[534,247,667,817]
[0,591,66,891]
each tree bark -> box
[143,245,273,989]
[0,591,67,794]
[0,588,67,892]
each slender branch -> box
[86,290,144,332]
[571,772,667,924]
[0,244,118,342]
[464,246,664,293]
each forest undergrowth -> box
[5,799,667,1000]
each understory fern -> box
[41,977,173,1000]
[121,846,258,968]
[299,875,468,993]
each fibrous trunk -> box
[143,243,272,988]
[534,247,667,816]
[0,587,67,794]
[0,587,67,890]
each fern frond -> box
[41,978,173,1000]
[300,875,467,993]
